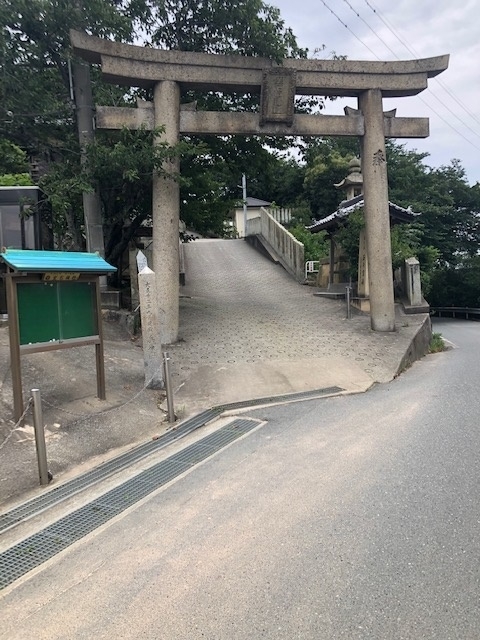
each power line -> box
[320,0,480,152]
[362,0,480,129]
[318,0,379,59]
[342,0,398,58]
[346,0,480,141]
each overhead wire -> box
[342,0,398,58]
[319,0,379,58]
[341,0,480,140]
[360,0,480,130]
[319,0,480,153]
[362,0,478,120]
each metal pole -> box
[346,286,352,320]
[163,352,176,423]
[242,173,248,238]
[31,389,50,486]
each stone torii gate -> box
[71,30,448,338]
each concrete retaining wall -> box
[396,313,432,375]
[246,207,304,283]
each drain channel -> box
[0,406,224,535]
[0,386,342,535]
[218,386,343,411]
[0,418,260,590]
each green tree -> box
[85,126,196,267]
[0,139,29,174]
[288,224,328,262]
[420,162,480,265]
[262,157,308,210]
[0,0,155,261]
[302,138,360,218]
[145,0,314,233]
[385,141,430,205]
[0,173,33,186]
[429,257,480,308]
[1,0,315,253]
[149,0,305,59]
[0,0,146,151]
[385,144,480,267]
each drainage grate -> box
[0,387,342,535]
[0,418,260,590]
[219,386,343,411]
[0,406,224,535]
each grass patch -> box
[429,332,446,353]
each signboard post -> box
[1,250,116,421]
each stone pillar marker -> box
[404,257,422,306]
[138,266,163,388]
[358,89,396,332]
[153,80,180,346]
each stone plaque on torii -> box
[71,30,448,336]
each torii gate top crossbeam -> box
[71,30,448,98]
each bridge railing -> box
[246,207,304,283]
[430,306,480,320]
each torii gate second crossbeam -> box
[71,30,448,339]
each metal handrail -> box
[430,306,480,320]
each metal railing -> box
[430,306,480,320]
[305,260,320,280]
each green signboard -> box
[17,281,97,345]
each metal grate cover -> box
[0,387,342,535]
[218,386,343,411]
[0,418,259,590]
[0,406,224,535]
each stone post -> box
[404,257,422,306]
[138,266,163,388]
[153,80,180,345]
[358,89,395,332]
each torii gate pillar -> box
[359,89,395,332]
[69,30,448,336]
[153,80,180,345]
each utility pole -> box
[72,59,106,285]
[242,173,248,238]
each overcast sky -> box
[271,0,480,185]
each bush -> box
[289,224,328,262]
[0,173,33,186]
[429,332,446,353]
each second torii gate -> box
[71,30,448,338]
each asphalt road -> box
[1,319,479,639]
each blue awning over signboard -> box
[0,249,116,273]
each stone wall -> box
[317,255,350,288]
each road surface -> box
[0,319,479,639]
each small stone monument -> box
[138,266,163,388]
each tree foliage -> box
[330,143,480,302]
[144,0,312,235]
[0,173,34,186]
[0,0,313,258]
[1,0,478,310]
[149,0,306,59]
[288,223,328,263]
[0,139,29,174]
